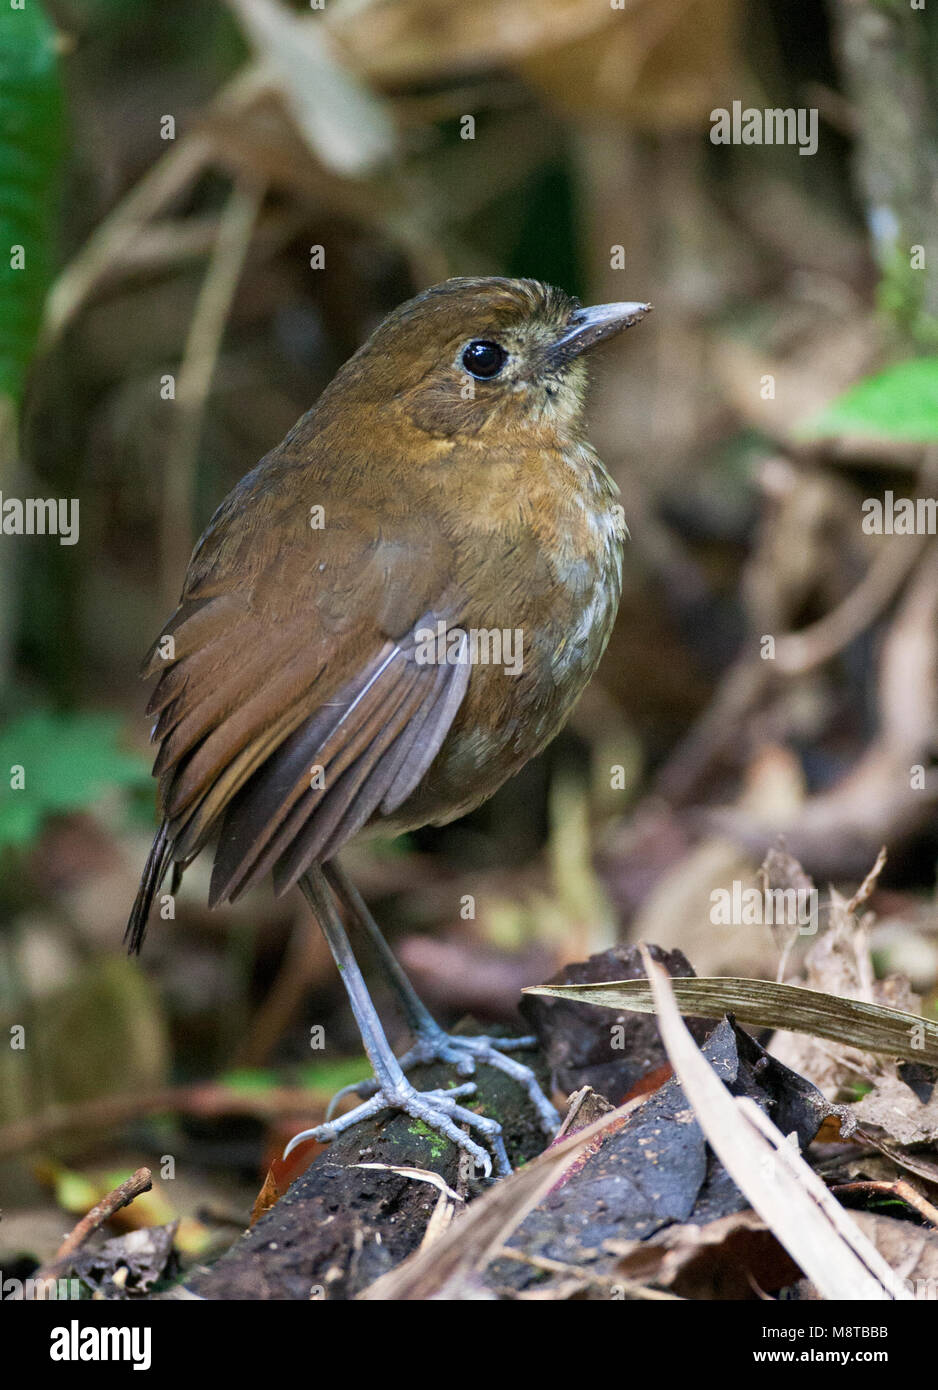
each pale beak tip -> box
[546,298,653,366]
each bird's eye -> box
[461,340,507,380]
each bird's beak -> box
[545,300,651,369]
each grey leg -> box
[323,860,560,1137]
[288,866,510,1178]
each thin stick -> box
[495,1246,681,1298]
[831,1180,938,1230]
[160,178,263,607]
[235,907,331,1066]
[655,540,928,802]
[39,136,212,352]
[0,1081,334,1159]
[773,532,928,675]
[29,1167,152,1293]
[36,64,269,351]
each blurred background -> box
[2,0,938,1270]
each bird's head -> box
[325,276,651,443]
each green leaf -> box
[53,1167,100,1214]
[0,710,149,850]
[294,1056,371,1094]
[0,0,65,401]
[218,1067,277,1095]
[218,1058,372,1098]
[522,975,938,1066]
[801,358,938,444]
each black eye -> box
[461,340,507,380]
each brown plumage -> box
[127,277,649,952]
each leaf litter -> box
[360,852,938,1300]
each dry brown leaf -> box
[229,0,396,175]
[606,1209,802,1300]
[519,0,740,129]
[524,974,937,1067]
[842,1212,938,1300]
[851,1075,938,1147]
[636,944,909,1299]
[328,0,740,130]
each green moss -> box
[406,1119,448,1159]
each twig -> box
[0,1081,331,1158]
[159,178,263,607]
[35,63,270,353]
[773,532,928,676]
[655,527,929,802]
[831,1180,938,1231]
[38,136,212,353]
[29,1167,152,1293]
[495,1246,681,1299]
[236,907,331,1066]
[654,656,769,802]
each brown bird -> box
[127,276,650,1177]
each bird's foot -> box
[284,1079,510,1179]
[327,1027,560,1139]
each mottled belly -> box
[384,541,622,834]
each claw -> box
[313,1030,555,1176]
[403,1031,560,1138]
[285,1079,509,1178]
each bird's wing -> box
[127,500,469,948]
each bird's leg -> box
[323,860,560,1137]
[287,865,510,1179]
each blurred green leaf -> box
[294,1056,370,1093]
[53,1166,100,1214]
[0,710,149,850]
[219,1057,371,1096]
[0,1,64,401]
[802,358,938,443]
[219,1067,277,1095]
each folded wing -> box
[126,506,468,951]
